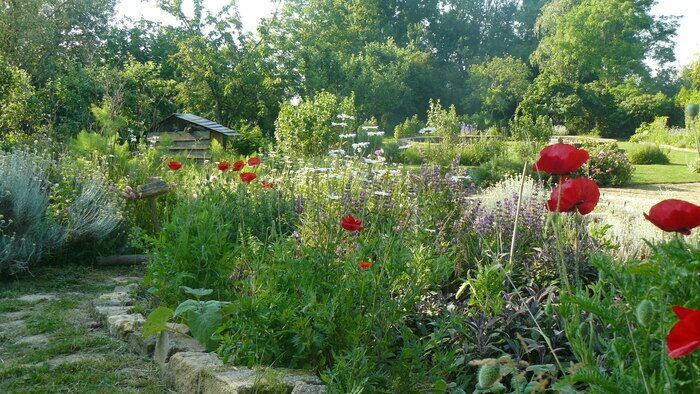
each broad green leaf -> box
[180,286,214,297]
[187,302,224,351]
[142,306,173,338]
[173,299,200,318]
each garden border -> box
[92,283,327,393]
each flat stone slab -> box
[0,319,27,334]
[0,311,26,321]
[107,313,145,338]
[110,276,143,285]
[17,293,57,302]
[292,383,328,394]
[154,330,206,368]
[165,352,223,393]
[40,353,106,368]
[201,367,322,393]
[95,305,133,321]
[94,291,132,307]
[113,283,139,294]
[15,334,49,346]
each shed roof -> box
[161,113,238,137]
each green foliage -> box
[146,178,297,306]
[576,143,634,187]
[275,91,357,156]
[532,0,675,83]
[142,306,174,338]
[557,241,700,392]
[469,56,531,120]
[461,264,506,316]
[629,144,670,165]
[676,57,700,109]
[458,139,506,167]
[173,288,229,351]
[0,55,39,133]
[470,158,522,186]
[630,116,697,148]
[427,100,460,141]
[510,114,552,142]
[393,115,423,140]
[0,148,121,274]
[343,40,433,127]
[231,122,269,156]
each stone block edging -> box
[92,283,327,393]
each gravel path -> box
[600,182,700,207]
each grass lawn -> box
[616,142,700,184]
[0,265,165,393]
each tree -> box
[469,56,531,121]
[275,91,356,156]
[342,40,434,128]
[531,0,677,83]
[0,56,39,133]
[0,0,116,84]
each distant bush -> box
[577,143,634,187]
[427,99,460,141]
[393,115,423,140]
[275,91,357,156]
[400,145,423,165]
[629,145,670,165]
[458,138,506,166]
[510,114,552,142]
[630,116,696,148]
[231,122,269,156]
[469,157,522,186]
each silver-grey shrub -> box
[1,149,123,274]
[65,175,122,243]
[0,149,64,274]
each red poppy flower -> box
[261,180,274,189]
[359,261,373,269]
[240,172,257,183]
[341,215,364,232]
[547,178,600,215]
[532,144,590,175]
[168,161,182,171]
[232,160,245,171]
[667,306,700,358]
[218,161,231,171]
[644,199,700,235]
[248,156,261,166]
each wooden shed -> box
[148,113,238,159]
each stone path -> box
[0,265,168,393]
[600,182,700,207]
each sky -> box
[116,0,700,69]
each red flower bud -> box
[168,161,182,171]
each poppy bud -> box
[477,363,500,389]
[636,300,654,327]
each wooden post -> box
[136,177,170,235]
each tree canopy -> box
[0,0,690,140]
